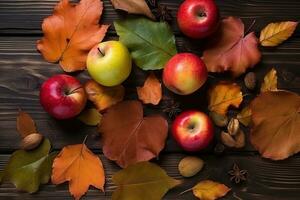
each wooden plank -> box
[1,153,300,199]
[0,36,299,152]
[1,0,300,35]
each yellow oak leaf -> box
[137,73,162,105]
[237,106,252,127]
[52,143,105,200]
[261,68,278,92]
[260,21,298,47]
[193,180,231,200]
[84,80,125,111]
[208,82,243,116]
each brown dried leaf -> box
[260,21,298,47]
[17,110,37,138]
[110,0,155,20]
[203,17,261,77]
[137,73,162,105]
[99,100,168,168]
[84,80,125,112]
[250,91,300,160]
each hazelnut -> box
[244,72,256,90]
[21,133,43,150]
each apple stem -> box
[97,47,104,56]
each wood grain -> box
[1,153,300,200]
[0,0,300,199]
[0,0,300,35]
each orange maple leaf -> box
[137,73,162,105]
[37,0,109,72]
[52,143,105,200]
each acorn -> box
[244,72,256,90]
[21,133,43,150]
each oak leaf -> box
[98,100,168,168]
[16,110,37,138]
[137,72,162,105]
[0,139,55,193]
[203,17,261,77]
[192,180,231,200]
[208,82,243,116]
[110,0,155,20]
[37,0,109,72]
[52,143,105,200]
[260,21,298,47]
[84,80,125,111]
[112,162,181,200]
[78,108,102,126]
[250,91,300,160]
[260,68,278,92]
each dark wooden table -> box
[0,0,300,199]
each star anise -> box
[228,163,248,184]
[160,96,182,119]
[153,4,173,23]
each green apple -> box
[87,41,132,86]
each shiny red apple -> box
[163,53,207,95]
[172,110,214,152]
[177,0,219,39]
[40,74,87,119]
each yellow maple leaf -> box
[137,72,162,105]
[193,180,231,200]
[52,143,105,200]
[208,82,243,116]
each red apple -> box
[40,74,87,119]
[177,0,219,39]
[163,53,207,95]
[172,110,214,152]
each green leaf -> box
[1,139,56,193]
[114,17,177,70]
[77,108,102,126]
[112,161,181,200]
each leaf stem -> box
[82,135,89,144]
[179,187,193,195]
[245,19,256,35]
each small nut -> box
[235,129,246,148]
[244,72,256,90]
[221,131,236,147]
[227,118,239,136]
[178,156,204,177]
[209,111,228,127]
[21,133,43,150]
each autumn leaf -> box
[208,82,243,116]
[84,80,125,111]
[78,108,102,126]
[137,72,162,105]
[16,109,37,138]
[52,142,105,200]
[112,162,181,200]
[260,68,278,92]
[250,91,300,160]
[110,0,155,20]
[99,100,168,168]
[237,106,252,127]
[192,180,231,200]
[203,17,261,77]
[37,0,109,72]
[114,17,177,70]
[260,21,298,47]
[0,139,56,193]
